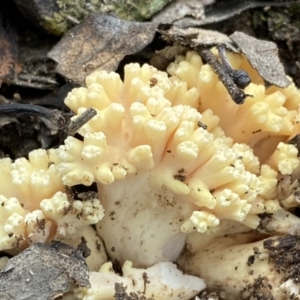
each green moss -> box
[41,15,68,36]
[42,0,172,35]
[108,0,173,20]
[267,10,287,30]
[252,11,267,29]
[253,4,300,36]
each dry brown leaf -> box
[230,31,290,88]
[160,26,235,49]
[48,14,159,84]
[0,20,17,86]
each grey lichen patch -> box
[0,241,90,300]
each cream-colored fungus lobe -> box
[2,48,300,299]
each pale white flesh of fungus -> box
[62,226,107,272]
[95,173,195,267]
[2,49,300,300]
[177,232,300,299]
[53,63,282,269]
[0,150,64,211]
[75,261,205,300]
[0,257,8,270]
[167,50,300,161]
[0,191,105,251]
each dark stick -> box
[0,103,65,130]
[196,46,251,105]
[67,107,97,136]
[217,44,251,89]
